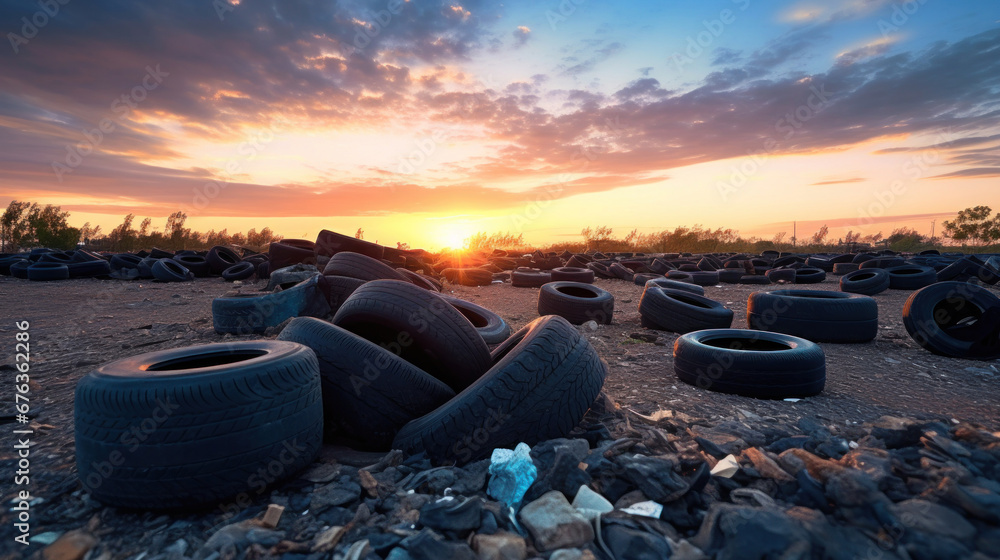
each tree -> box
[29,204,79,249]
[107,214,136,251]
[355,228,364,240]
[842,230,861,244]
[581,226,614,251]
[138,217,152,238]
[771,232,787,245]
[810,225,829,245]
[887,227,927,252]
[1,201,35,251]
[943,206,1000,247]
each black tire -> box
[859,257,905,270]
[322,251,407,282]
[152,259,192,282]
[149,247,174,259]
[391,315,607,464]
[333,280,491,391]
[9,260,30,279]
[74,341,322,509]
[277,317,454,450]
[110,254,142,272]
[314,229,384,260]
[550,266,596,284]
[639,287,733,333]
[610,262,634,281]
[396,268,441,291]
[38,251,73,264]
[766,268,796,283]
[441,267,494,286]
[840,269,890,295]
[665,270,693,282]
[794,267,826,284]
[586,262,616,279]
[804,257,833,272]
[137,257,157,279]
[537,281,615,325]
[747,289,878,343]
[673,329,825,399]
[268,240,317,269]
[833,263,859,275]
[27,262,69,281]
[257,260,271,280]
[902,282,1000,359]
[173,254,211,277]
[440,295,512,344]
[688,270,720,286]
[631,273,660,286]
[643,277,705,296]
[71,250,103,263]
[886,265,937,290]
[512,268,551,287]
[221,261,256,281]
[936,257,1000,285]
[68,260,112,278]
[739,275,772,285]
[321,275,367,312]
[718,269,744,283]
[207,246,241,274]
[213,275,327,334]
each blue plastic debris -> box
[487,442,537,511]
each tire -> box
[833,263,859,275]
[739,275,772,285]
[639,288,733,333]
[391,315,607,464]
[766,268,796,283]
[320,275,367,312]
[149,248,174,259]
[643,277,705,296]
[173,254,211,277]
[9,260,30,279]
[794,267,826,284]
[666,270,693,282]
[333,280,492,391]
[688,271,720,286]
[586,262,615,279]
[152,259,193,282]
[222,261,256,281]
[323,251,407,282]
[441,267,494,286]
[936,257,1000,285]
[38,251,73,264]
[537,281,615,325]
[68,260,112,278]
[718,269,744,283]
[213,275,328,334]
[207,246,241,274]
[440,294,512,344]
[747,289,878,343]
[551,267,596,284]
[886,265,937,290]
[840,269,890,295]
[257,260,271,280]
[268,240,317,269]
[673,329,825,399]
[110,254,142,272]
[902,282,1000,359]
[512,268,551,287]
[27,262,69,281]
[396,268,441,291]
[804,257,833,272]
[610,262,634,281]
[277,317,454,450]
[314,229,384,260]
[860,257,905,270]
[135,257,157,279]
[74,340,322,509]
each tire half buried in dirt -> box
[902,281,1000,359]
[278,317,454,450]
[537,281,615,325]
[673,329,825,399]
[333,279,491,391]
[747,289,878,343]
[74,341,323,509]
[391,315,607,464]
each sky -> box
[1,0,999,250]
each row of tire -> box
[76,279,608,508]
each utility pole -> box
[792,221,797,247]
[930,220,935,239]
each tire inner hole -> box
[147,349,268,370]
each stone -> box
[524,446,592,503]
[311,478,362,511]
[419,497,482,533]
[778,448,845,482]
[743,448,793,482]
[571,485,614,520]
[471,532,527,560]
[260,504,284,528]
[691,504,811,560]
[200,520,285,555]
[838,448,892,485]
[402,528,477,560]
[893,499,976,542]
[602,523,672,560]
[518,490,595,552]
[870,416,925,448]
[618,454,690,502]
[41,530,97,560]
[488,443,537,510]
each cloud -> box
[928,167,1000,179]
[559,41,625,76]
[512,25,531,48]
[811,177,866,185]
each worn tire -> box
[314,229,384,260]
[886,265,937,290]
[643,277,705,296]
[550,266,596,284]
[207,246,241,274]
[27,262,69,281]
[718,269,744,283]
[396,268,441,291]
[68,260,112,279]
[440,294,512,344]
[323,251,407,282]
[322,275,367,312]
[639,288,733,333]
[333,280,491,391]
[902,281,1000,359]
[674,329,825,399]
[152,259,192,282]
[512,268,551,288]
[794,267,826,284]
[860,257,905,270]
[688,270,720,286]
[610,262,634,281]
[537,281,615,325]
[268,240,317,269]
[221,261,256,281]
[391,315,607,464]
[441,267,494,286]
[173,254,211,277]
[277,317,454,449]
[747,289,878,343]
[213,275,326,334]
[833,263,859,275]
[110,254,142,272]
[840,269,890,295]
[586,262,616,279]
[74,341,322,509]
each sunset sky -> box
[2,0,999,250]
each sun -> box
[433,221,475,251]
